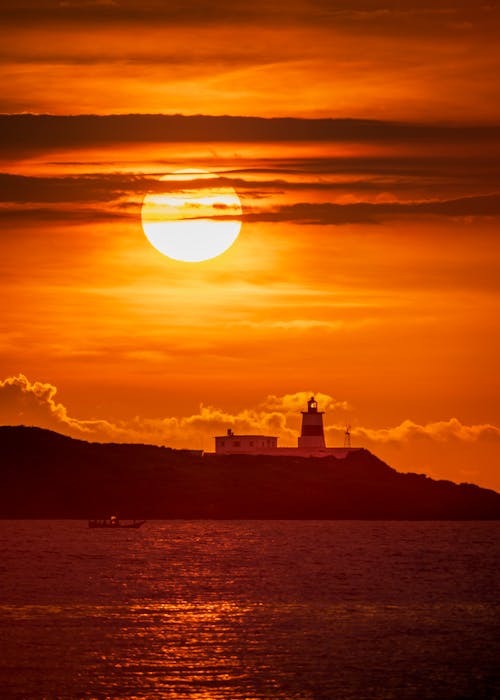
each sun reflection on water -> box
[1,520,499,699]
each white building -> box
[215,430,278,454]
[214,396,358,458]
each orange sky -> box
[1,2,500,491]
[1,1,500,122]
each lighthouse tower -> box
[298,396,326,449]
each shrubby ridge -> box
[1,426,499,519]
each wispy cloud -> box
[2,144,500,230]
[0,172,149,203]
[240,194,500,225]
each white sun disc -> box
[141,169,242,262]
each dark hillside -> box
[1,426,499,519]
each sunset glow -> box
[1,1,499,491]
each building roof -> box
[216,434,277,439]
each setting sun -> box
[141,169,242,262]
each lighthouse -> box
[298,396,326,449]
[215,395,357,455]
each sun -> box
[141,169,242,262]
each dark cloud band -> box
[2,115,499,151]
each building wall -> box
[215,435,278,454]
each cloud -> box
[1,375,498,456]
[0,172,149,204]
[334,418,500,444]
[0,205,133,224]
[2,115,499,151]
[0,374,118,438]
[2,169,500,228]
[239,194,500,226]
[263,391,350,414]
[158,194,500,226]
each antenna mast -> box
[344,424,351,448]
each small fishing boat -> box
[88,515,146,529]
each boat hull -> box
[88,519,146,529]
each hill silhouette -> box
[1,425,499,519]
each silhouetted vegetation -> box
[1,426,499,519]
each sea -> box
[0,520,498,700]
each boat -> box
[88,515,146,529]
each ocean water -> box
[0,520,498,700]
